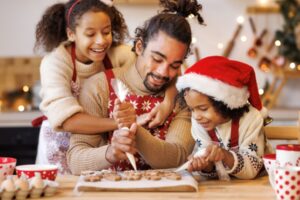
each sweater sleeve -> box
[136,106,195,169]
[39,53,82,130]
[227,108,265,179]
[67,72,111,175]
[107,44,136,69]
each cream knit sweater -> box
[67,64,194,175]
[39,42,135,130]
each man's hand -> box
[105,123,137,163]
[113,99,136,128]
[138,102,173,128]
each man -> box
[67,0,204,175]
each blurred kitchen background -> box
[0,0,299,164]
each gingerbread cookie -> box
[102,173,122,181]
[84,174,102,182]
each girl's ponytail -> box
[35,3,67,53]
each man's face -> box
[135,31,188,93]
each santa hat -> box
[176,56,268,117]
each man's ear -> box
[135,39,144,56]
[66,27,75,42]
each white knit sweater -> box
[39,42,135,130]
[192,106,273,179]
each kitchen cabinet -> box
[0,127,39,165]
[0,111,41,165]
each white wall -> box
[0,0,299,107]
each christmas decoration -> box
[275,0,300,64]
[258,37,276,72]
[247,29,268,58]
[222,23,243,57]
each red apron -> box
[104,69,175,171]
[208,118,240,150]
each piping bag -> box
[111,78,137,171]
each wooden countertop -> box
[37,175,275,200]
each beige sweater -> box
[39,42,135,130]
[67,64,194,175]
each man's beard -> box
[143,72,170,93]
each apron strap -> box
[71,43,77,82]
[208,129,219,143]
[103,55,113,70]
[104,69,115,93]
[230,118,239,148]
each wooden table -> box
[38,175,276,200]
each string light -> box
[259,88,264,95]
[236,16,245,24]
[297,64,300,70]
[217,43,224,49]
[257,0,270,6]
[188,14,195,19]
[240,35,247,42]
[18,105,25,112]
[289,62,296,69]
[22,85,29,92]
[192,37,197,44]
[275,40,281,46]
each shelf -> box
[246,5,280,14]
[0,111,42,127]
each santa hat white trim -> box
[176,73,250,109]
[100,0,113,7]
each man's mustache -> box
[148,72,170,82]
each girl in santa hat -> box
[176,56,273,180]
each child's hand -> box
[187,156,209,172]
[145,101,173,128]
[204,144,226,163]
[113,99,136,128]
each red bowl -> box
[16,164,58,181]
[0,157,17,180]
